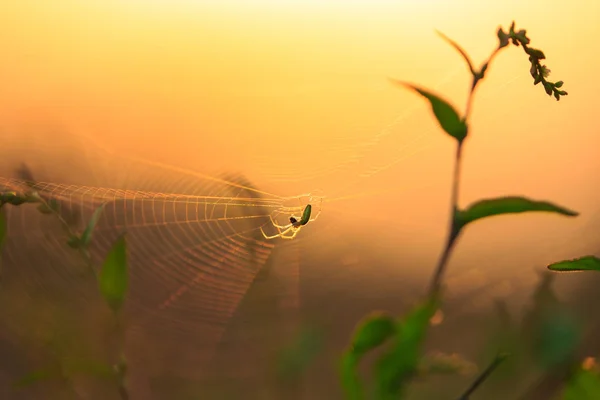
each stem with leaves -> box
[426,43,481,296]
[341,21,576,400]
[428,21,569,296]
[38,192,101,278]
[0,186,130,400]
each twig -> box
[456,353,509,400]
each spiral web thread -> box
[0,66,527,383]
[252,66,524,194]
[0,132,322,376]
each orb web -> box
[247,69,526,249]
[244,69,527,311]
[0,130,322,379]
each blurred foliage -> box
[373,299,437,400]
[98,235,129,314]
[418,352,478,377]
[0,19,590,400]
[276,325,324,382]
[0,172,131,399]
[562,361,600,400]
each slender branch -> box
[466,47,501,116]
[427,45,502,296]
[456,353,509,400]
[428,142,463,296]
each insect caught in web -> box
[260,204,317,240]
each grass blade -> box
[456,196,578,231]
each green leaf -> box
[80,203,105,247]
[350,312,396,356]
[527,48,546,60]
[375,298,438,399]
[340,352,363,400]
[497,28,510,48]
[547,256,600,272]
[456,196,578,231]
[98,235,129,313]
[388,80,468,142]
[340,312,396,400]
[562,367,600,400]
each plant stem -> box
[428,142,463,296]
[455,353,508,400]
[428,54,494,297]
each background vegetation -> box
[1,19,599,400]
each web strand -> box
[0,131,319,376]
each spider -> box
[260,204,315,240]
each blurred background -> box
[0,0,599,399]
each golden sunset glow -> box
[0,1,599,397]
[2,0,599,305]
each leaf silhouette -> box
[547,256,600,272]
[456,196,578,231]
[350,312,396,356]
[388,80,468,142]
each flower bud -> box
[497,28,509,48]
[530,64,537,78]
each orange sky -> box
[0,0,599,303]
